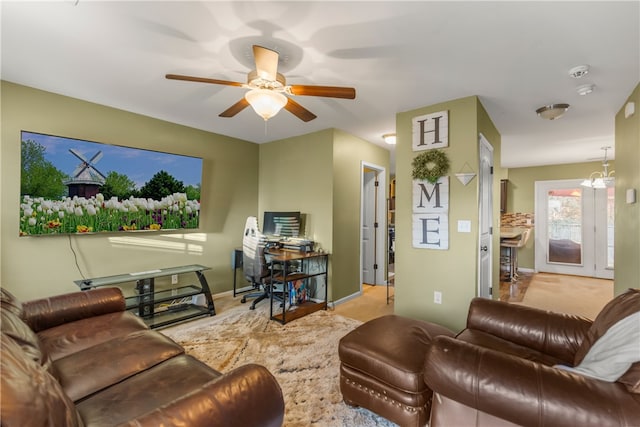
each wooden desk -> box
[265,249,329,324]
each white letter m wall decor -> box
[412,176,449,249]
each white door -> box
[535,180,614,279]
[478,134,493,298]
[361,162,387,287]
[362,169,377,285]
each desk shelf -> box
[75,265,215,329]
[267,249,329,325]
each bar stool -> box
[500,228,531,282]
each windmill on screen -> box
[63,149,106,198]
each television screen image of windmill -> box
[63,149,107,198]
[19,130,204,237]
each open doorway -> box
[360,162,387,292]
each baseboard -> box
[212,285,253,299]
[330,291,362,309]
[518,268,535,273]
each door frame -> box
[360,161,387,289]
[477,134,494,298]
[534,179,614,279]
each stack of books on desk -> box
[281,238,314,253]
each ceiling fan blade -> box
[166,74,244,87]
[219,98,250,118]
[289,85,356,99]
[253,45,279,81]
[284,97,317,122]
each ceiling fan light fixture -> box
[536,103,570,120]
[382,133,396,145]
[244,88,287,121]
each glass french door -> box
[535,179,614,279]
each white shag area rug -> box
[161,302,397,427]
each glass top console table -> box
[74,264,215,329]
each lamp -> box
[244,89,288,121]
[536,104,570,120]
[382,133,396,145]
[581,147,615,188]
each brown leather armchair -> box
[424,291,640,427]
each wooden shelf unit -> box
[266,249,329,325]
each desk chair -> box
[500,228,531,282]
[240,217,283,310]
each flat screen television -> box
[262,211,301,237]
[19,130,203,236]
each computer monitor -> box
[262,211,301,237]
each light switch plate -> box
[627,188,637,204]
[434,291,442,304]
[457,220,471,233]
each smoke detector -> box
[569,65,590,78]
[576,84,595,96]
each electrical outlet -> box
[171,274,178,285]
[434,291,442,304]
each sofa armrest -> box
[465,297,592,362]
[22,288,126,332]
[424,336,640,427]
[121,364,285,427]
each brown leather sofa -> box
[425,290,640,427]
[1,287,285,427]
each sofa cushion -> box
[456,328,566,366]
[76,354,221,426]
[556,311,640,382]
[37,310,149,361]
[1,296,52,372]
[0,333,84,427]
[1,287,23,316]
[54,329,184,402]
[574,288,640,367]
[618,362,640,393]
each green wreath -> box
[411,149,450,183]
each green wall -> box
[258,128,390,303]
[332,129,391,301]
[258,129,334,248]
[614,82,640,292]
[395,96,501,332]
[1,81,259,301]
[505,161,613,271]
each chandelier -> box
[581,147,615,188]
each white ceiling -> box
[2,1,639,169]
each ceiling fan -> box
[166,45,356,122]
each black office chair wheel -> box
[249,305,256,310]
[241,297,247,303]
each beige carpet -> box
[516,273,614,320]
[161,303,397,427]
